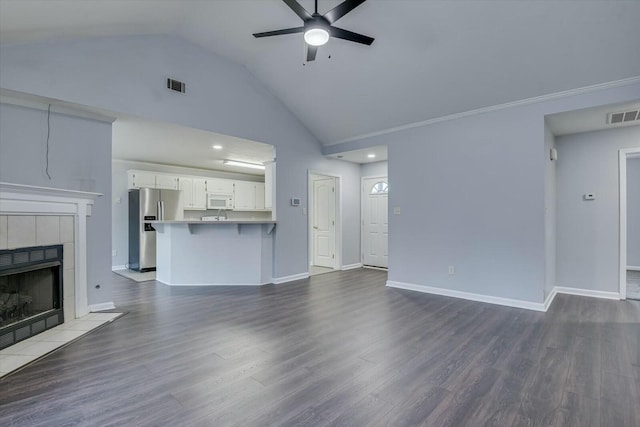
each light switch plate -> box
[583,193,595,201]
[393,207,401,215]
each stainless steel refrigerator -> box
[128,188,183,272]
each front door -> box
[313,177,335,268]
[363,177,388,268]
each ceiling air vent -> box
[608,109,639,125]
[167,78,185,94]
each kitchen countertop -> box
[151,220,277,225]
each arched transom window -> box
[370,181,388,194]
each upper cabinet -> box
[128,171,156,189]
[179,177,207,210]
[192,178,207,210]
[155,174,179,190]
[206,178,234,195]
[234,181,267,211]
[128,171,178,190]
[264,161,275,210]
[129,170,270,211]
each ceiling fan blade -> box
[306,45,318,62]
[253,26,305,38]
[282,0,312,21]
[323,0,367,24]
[329,26,374,45]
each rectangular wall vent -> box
[608,109,639,125]
[167,78,185,93]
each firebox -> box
[0,245,64,350]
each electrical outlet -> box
[302,207,307,215]
[114,197,122,204]
[112,250,117,257]
[448,265,455,275]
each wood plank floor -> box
[1,269,639,426]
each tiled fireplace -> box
[0,182,101,349]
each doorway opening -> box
[620,148,640,300]
[361,175,388,269]
[308,172,341,276]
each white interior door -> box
[313,177,335,268]
[363,177,389,268]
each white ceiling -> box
[113,117,274,175]
[1,1,639,145]
[546,100,640,136]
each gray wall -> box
[112,159,269,269]
[361,161,388,178]
[323,81,640,305]
[628,157,640,267]
[0,103,113,306]
[556,126,640,292]
[544,122,557,299]
[0,35,362,287]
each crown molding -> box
[326,76,640,146]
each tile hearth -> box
[0,312,122,377]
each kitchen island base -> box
[153,221,274,286]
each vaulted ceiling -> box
[1,0,639,145]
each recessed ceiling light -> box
[212,145,223,150]
[367,154,376,158]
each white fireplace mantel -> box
[0,182,103,318]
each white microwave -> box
[207,193,234,210]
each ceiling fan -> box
[253,0,374,62]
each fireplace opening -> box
[0,245,64,350]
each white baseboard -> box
[386,281,546,312]
[272,272,310,284]
[156,278,266,287]
[627,266,640,271]
[111,265,126,271]
[88,302,116,312]
[341,263,363,271]
[554,286,620,300]
[544,288,558,311]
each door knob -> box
[313,226,318,230]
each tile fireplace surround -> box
[0,182,103,330]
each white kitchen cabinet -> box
[155,174,179,190]
[255,183,265,210]
[128,171,156,189]
[234,181,268,211]
[192,178,207,209]
[234,181,256,210]
[206,178,234,194]
[264,161,274,209]
[179,177,207,210]
[178,177,194,209]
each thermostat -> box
[290,197,301,206]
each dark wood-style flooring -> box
[1,269,639,426]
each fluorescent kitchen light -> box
[367,154,376,158]
[212,145,223,150]
[223,160,265,170]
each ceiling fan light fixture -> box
[304,27,330,46]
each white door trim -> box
[619,147,640,300]
[308,170,342,271]
[361,175,388,267]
